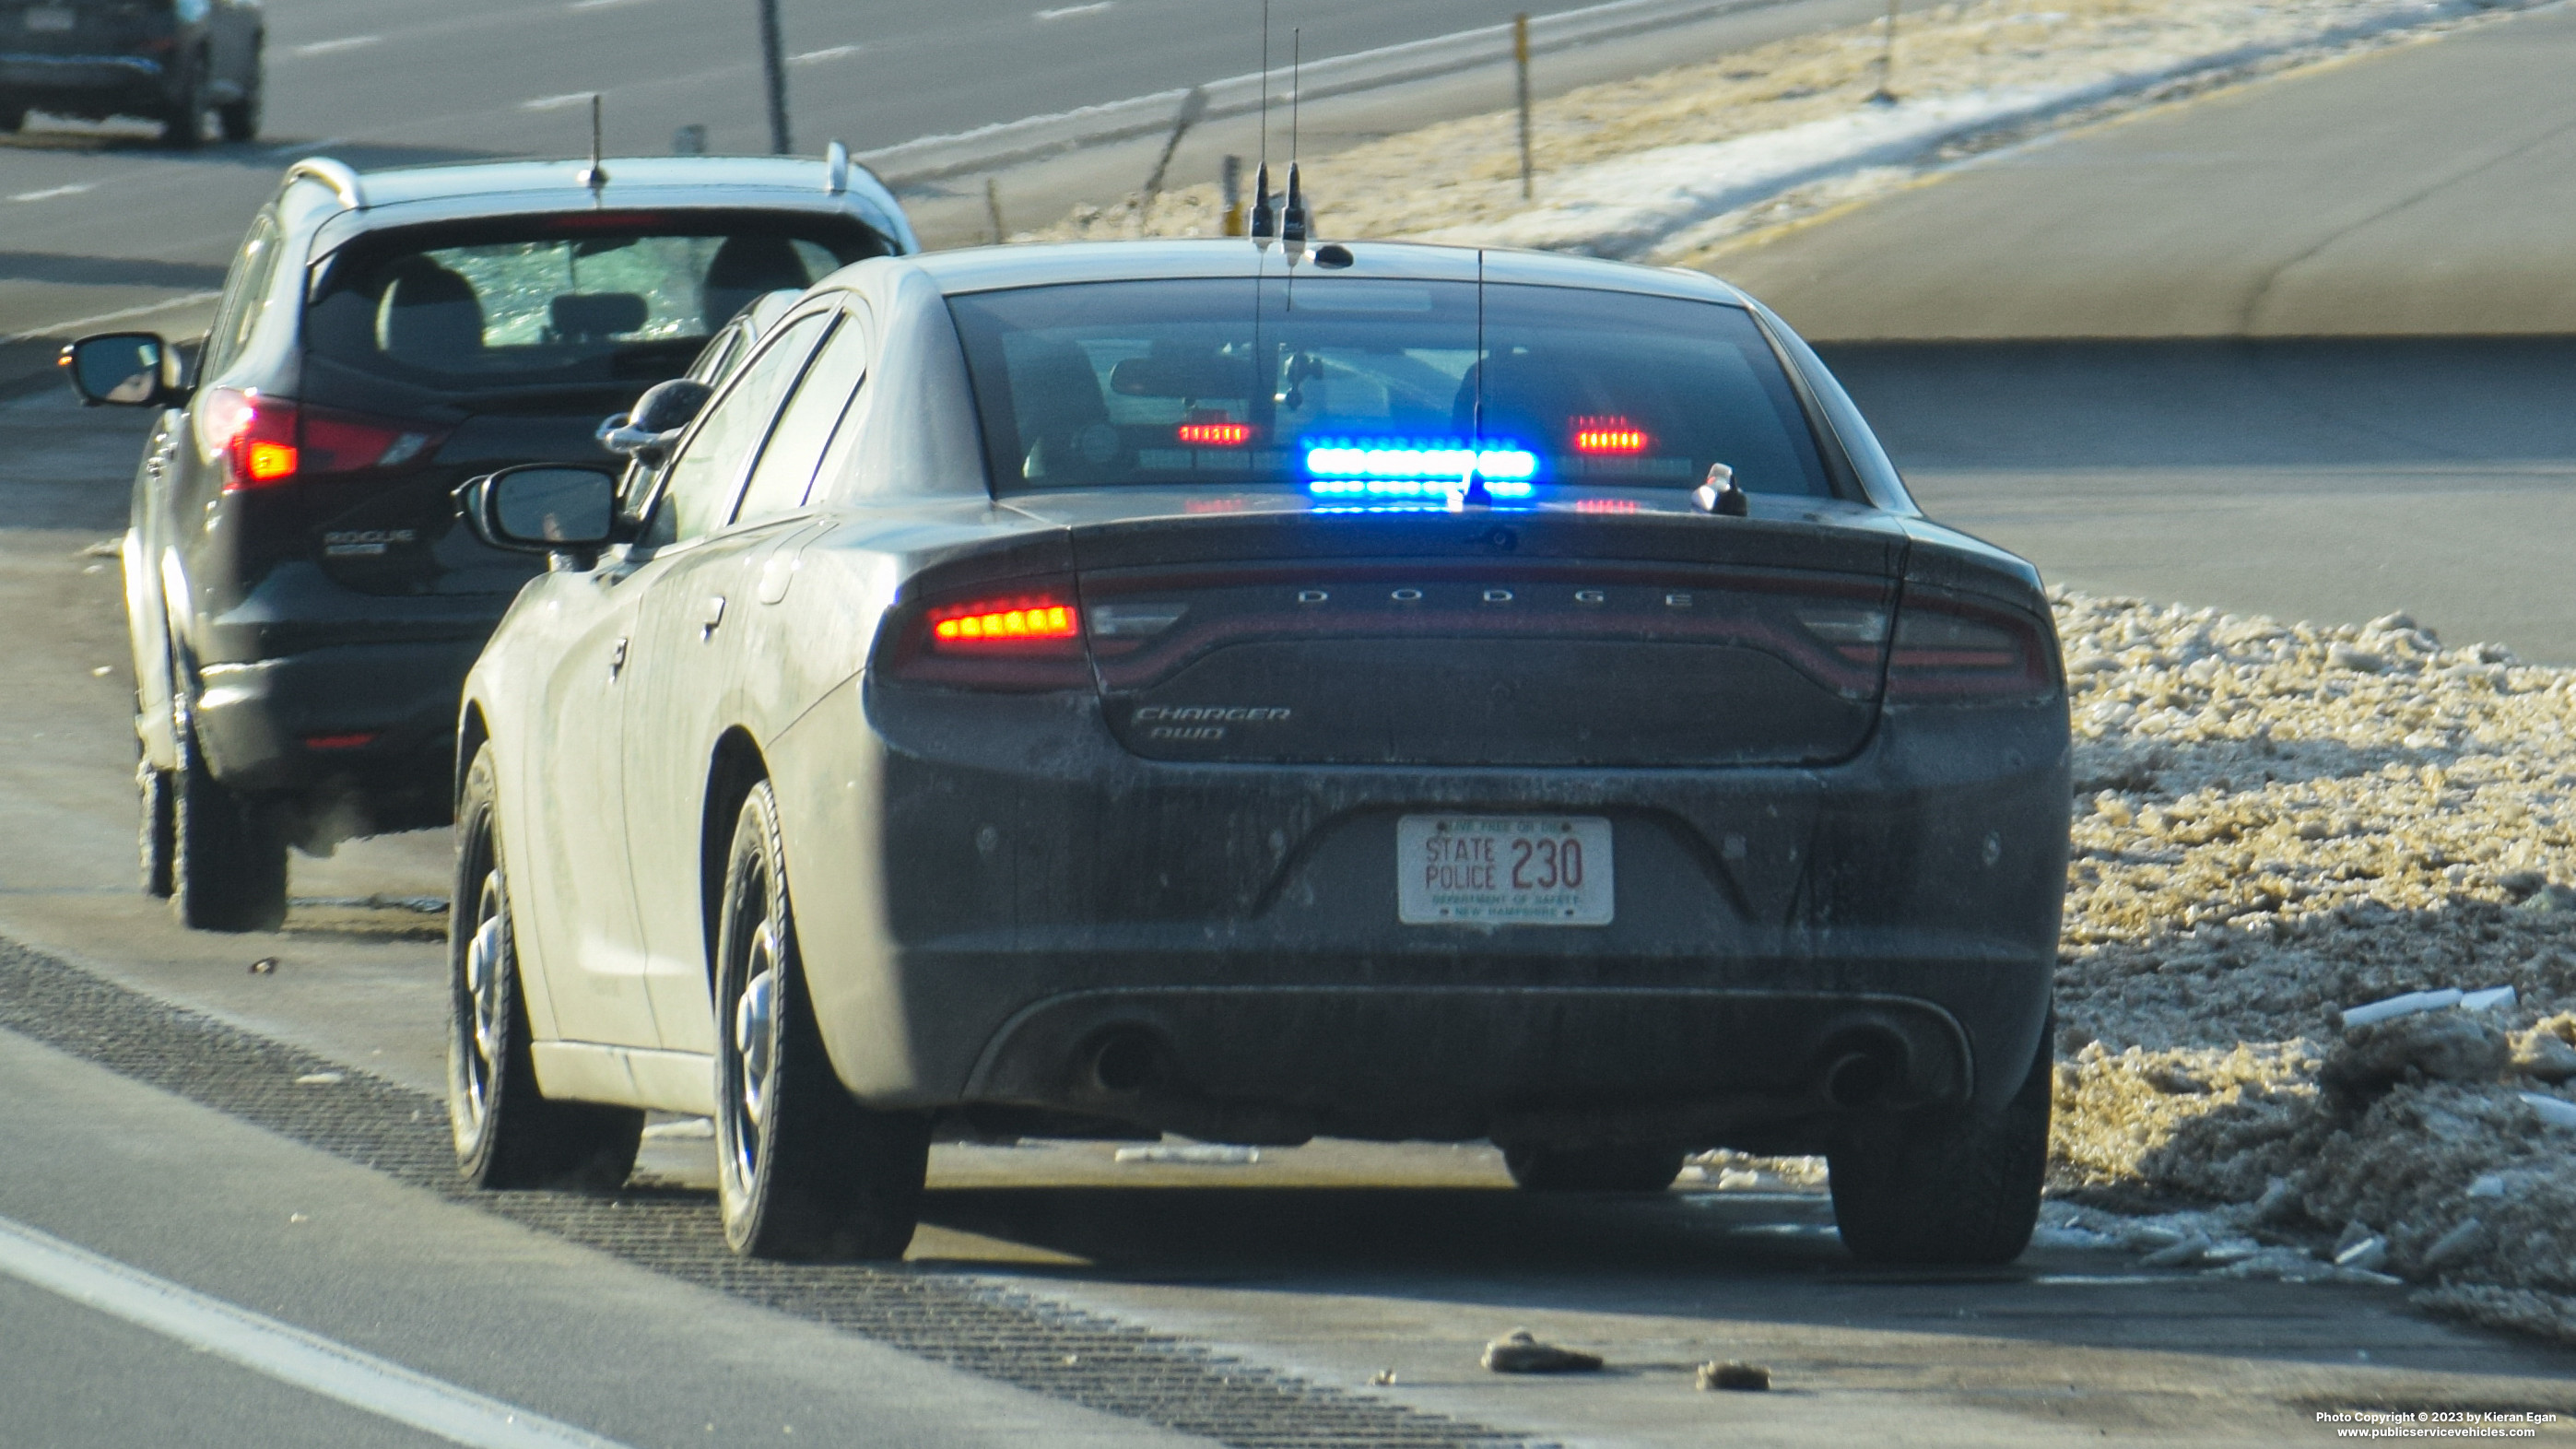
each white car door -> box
[614,309,835,1051]
[496,562,663,1049]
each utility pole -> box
[758,0,792,154]
[1870,0,1900,104]
[1513,13,1533,199]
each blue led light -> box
[1301,437,1540,495]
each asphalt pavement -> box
[1725,6,2576,658]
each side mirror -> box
[457,464,620,560]
[599,377,712,464]
[63,332,182,407]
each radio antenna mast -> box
[580,93,609,197]
[1250,0,1276,245]
[1281,29,1307,262]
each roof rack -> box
[824,139,850,195]
[285,158,367,210]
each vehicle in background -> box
[0,0,264,147]
[447,240,2070,1268]
[63,149,915,931]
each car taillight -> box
[880,582,1091,690]
[1885,591,2057,701]
[200,388,441,493]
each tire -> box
[138,758,175,898]
[1502,1143,1687,1193]
[158,62,205,148]
[0,100,26,134]
[1828,1019,2052,1266]
[216,54,259,142]
[170,698,287,932]
[447,747,642,1191]
[714,779,929,1261]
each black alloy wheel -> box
[447,747,642,1190]
[713,779,930,1261]
[1827,1016,2053,1266]
[215,48,259,142]
[158,58,205,148]
[1502,1143,1688,1193]
[169,684,287,932]
[137,752,175,898]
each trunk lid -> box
[1042,495,1908,769]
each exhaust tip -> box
[1819,1031,1910,1110]
[1088,1028,1168,1094]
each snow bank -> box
[2047,591,2576,1344]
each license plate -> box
[24,6,75,31]
[1397,815,1613,926]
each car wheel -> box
[138,756,175,898]
[170,696,287,932]
[714,779,929,1261]
[216,59,259,142]
[1501,1143,1687,1192]
[1828,1019,2052,1266]
[158,62,206,148]
[447,746,643,1190]
[0,99,26,134]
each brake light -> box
[200,389,441,492]
[883,582,1091,690]
[932,601,1079,643]
[1176,421,1252,446]
[1885,592,2056,700]
[1571,417,1648,454]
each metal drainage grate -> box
[0,939,1533,1449]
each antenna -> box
[1280,29,1308,259]
[579,93,609,195]
[1249,0,1275,246]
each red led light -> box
[302,732,380,750]
[1569,498,1641,513]
[1571,416,1648,454]
[1176,421,1252,446]
[930,600,1079,645]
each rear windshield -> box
[947,277,1833,500]
[305,213,885,388]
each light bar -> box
[1302,438,1538,498]
[931,602,1078,644]
[1176,421,1252,446]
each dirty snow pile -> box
[2044,590,2576,1343]
[1027,0,2537,263]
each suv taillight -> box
[1885,589,2057,701]
[201,388,442,493]
[877,579,1091,691]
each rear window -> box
[305,214,885,388]
[947,277,1832,500]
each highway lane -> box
[0,0,1935,354]
[1706,5,2576,658]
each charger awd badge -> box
[1133,703,1292,741]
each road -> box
[0,0,1943,370]
[1728,7,2576,658]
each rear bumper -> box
[0,52,163,98]
[193,639,485,835]
[776,682,2069,1149]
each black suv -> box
[65,151,914,930]
[1,0,263,146]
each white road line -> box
[1034,1,1113,18]
[0,1214,635,1449]
[288,35,380,57]
[6,183,92,202]
[2,290,223,346]
[788,43,861,65]
[523,91,597,111]
[569,0,653,10]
